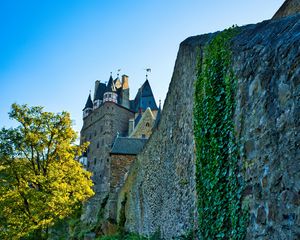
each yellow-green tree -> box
[0,104,94,239]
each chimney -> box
[121,75,130,108]
[94,80,100,100]
[122,75,129,89]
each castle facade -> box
[80,73,160,223]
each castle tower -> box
[94,80,106,109]
[103,74,118,103]
[80,73,159,224]
[83,93,93,118]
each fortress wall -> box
[119,33,212,238]
[120,14,300,239]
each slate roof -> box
[134,113,142,126]
[83,94,93,110]
[94,83,106,101]
[133,80,158,112]
[106,75,116,92]
[110,137,148,155]
[116,87,123,104]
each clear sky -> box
[0,0,284,134]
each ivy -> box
[194,27,248,239]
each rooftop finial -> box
[159,99,161,108]
[145,68,151,81]
[117,69,121,78]
[110,72,112,76]
[89,90,91,95]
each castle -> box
[79,73,161,222]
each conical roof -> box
[106,75,116,92]
[83,94,93,110]
[95,83,106,100]
[133,80,158,112]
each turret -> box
[83,93,93,118]
[103,74,118,104]
[94,80,106,109]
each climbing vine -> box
[194,27,248,239]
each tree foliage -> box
[0,104,94,239]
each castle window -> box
[108,93,112,98]
[146,122,150,127]
[107,158,109,163]
[142,134,146,138]
[97,142,99,148]
[94,158,96,165]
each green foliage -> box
[96,232,148,240]
[194,27,248,239]
[0,104,94,239]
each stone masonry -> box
[118,14,300,239]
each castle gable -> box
[130,107,155,138]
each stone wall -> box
[119,14,300,239]
[108,154,136,220]
[273,0,300,19]
[231,14,300,239]
[118,33,211,238]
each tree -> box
[0,104,94,239]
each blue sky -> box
[0,0,284,134]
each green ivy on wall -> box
[194,26,248,239]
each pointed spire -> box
[83,93,93,110]
[106,74,115,92]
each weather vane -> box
[144,68,151,80]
